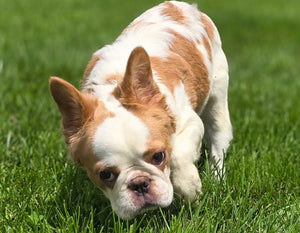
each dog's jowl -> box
[50,1,232,219]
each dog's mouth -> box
[128,192,163,217]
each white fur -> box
[93,103,149,166]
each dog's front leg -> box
[170,111,204,201]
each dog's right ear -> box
[49,77,98,144]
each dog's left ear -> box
[119,47,164,105]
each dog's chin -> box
[113,197,172,220]
[126,202,159,219]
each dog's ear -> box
[49,77,98,143]
[120,47,163,105]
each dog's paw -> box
[171,163,202,201]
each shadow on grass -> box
[45,163,112,231]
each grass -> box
[0,0,299,232]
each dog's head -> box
[50,48,176,219]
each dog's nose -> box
[128,177,150,195]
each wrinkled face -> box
[79,104,174,219]
[50,47,176,219]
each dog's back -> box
[81,1,219,112]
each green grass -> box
[1,0,299,232]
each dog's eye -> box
[151,152,165,166]
[99,170,115,182]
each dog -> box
[49,1,232,219]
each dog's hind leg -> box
[201,48,233,179]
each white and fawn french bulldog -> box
[50,1,232,219]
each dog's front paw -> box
[171,163,202,201]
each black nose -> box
[128,177,150,195]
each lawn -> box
[0,0,299,232]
